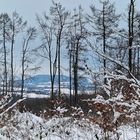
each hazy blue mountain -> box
[15,74,94,93]
[24,75,51,85]
[24,75,69,85]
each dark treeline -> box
[0,0,140,106]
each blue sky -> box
[0,0,140,75]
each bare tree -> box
[88,0,120,84]
[10,12,27,95]
[36,14,58,99]
[50,1,69,97]
[0,13,11,95]
[67,7,88,105]
[36,2,69,99]
[21,27,36,98]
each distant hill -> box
[15,74,94,93]
[24,75,69,85]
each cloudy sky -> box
[0,0,140,75]
[0,0,92,25]
[1,0,140,25]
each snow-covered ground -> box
[0,110,139,140]
[23,92,50,98]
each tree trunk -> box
[21,52,25,99]
[73,40,79,105]
[128,0,134,74]
[58,44,61,98]
[11,33,14,95]
[57,30,62,98]
[3,23,8,95]
[103,4,107,84]
[69,49,72,106]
